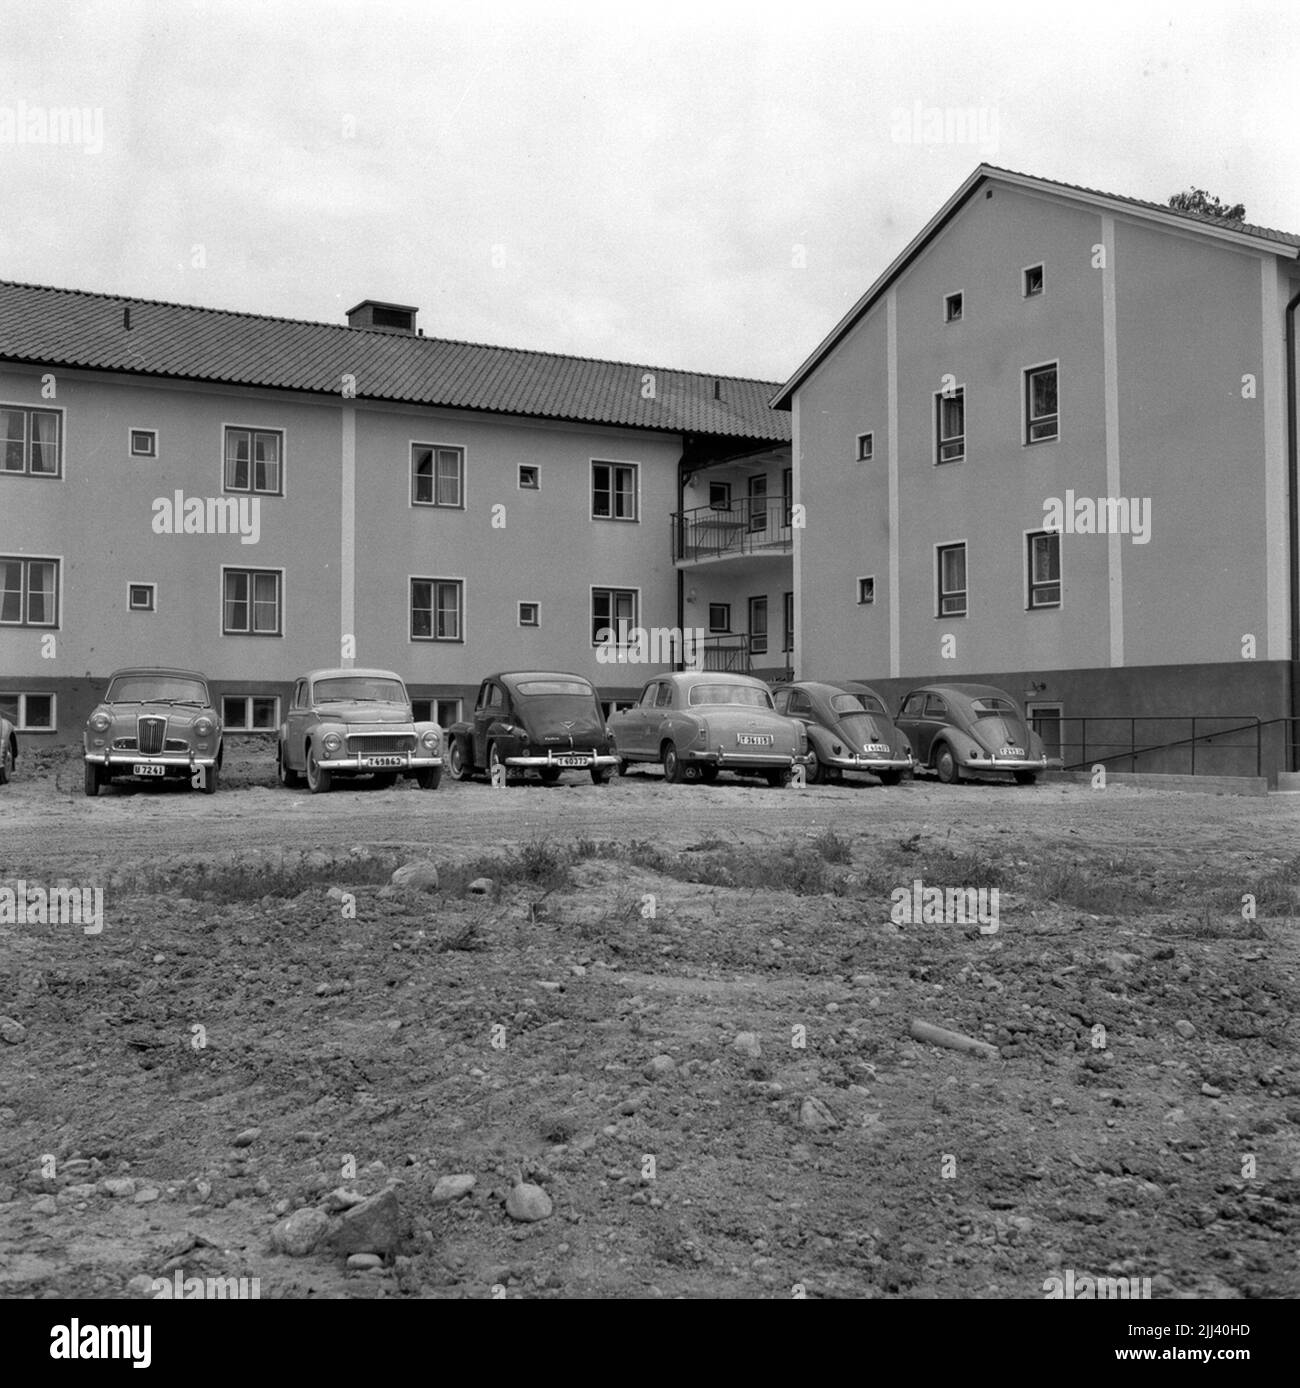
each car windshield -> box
[971,697,1019,718]
[830,692,886,715]
[105,676,209,705]
[688,684,772,709]
[314,677,408,703]
[514,680,593,697]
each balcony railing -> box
[694,635,794,675]
[672,497,793,564]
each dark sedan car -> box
[0,712,16,786]
[895,682,1059,785]
[771,680,913,784]
[447,671,618,784]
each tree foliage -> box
[1168,188,1246,222]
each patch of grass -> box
[812,829,853,864]
[188,856,397,903]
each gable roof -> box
[0,279,790,443]
[772,164,1300,410]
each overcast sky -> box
[1,0,1296,382]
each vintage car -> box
[608,671,809,785]
[278,668,442,793]
[83,667,222,796]
[771,680,914,784]
[447,671,618,784]
[895,682,1059,785]
[0,712,16,785]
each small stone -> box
[152,954,165,965]
[537,981,561,992]
[31,1194,57,1215]
[506,1182,553,1222]
[100,1177,137,1198]
[1201,1083,1223,1098]
[430,1173,476,1204]
[133,1187,161,1204]
[126,1274,157,1296]
[617,1096,644,1116]
[1174,1020,1196,1039]
[0,1017,25,1045]
[468,878,494,895]
[733,1032,762,1059]
[644,1054,676,1080]
[346,1253,384,1271]
[326,886,348,902]
[233,1128,261,1148]
[799,1096,839,1131]
[323,1187,367,1213]
[322,1187,400,1257]
[273,1205,330,1257]
[391,861,440,892]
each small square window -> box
[708,602,731,633]
[944,292,963,323]
[709,481,732,510]
[857,577,875,605]
[518,601,539,627]
[1024,264,1044,297]
[130,429,157,457]
[128,583,155,612]
[518,465,539,490]
[856,432,874,462]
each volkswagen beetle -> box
[83,667,222,796]
[771,680,913,784]
[894,683,1058,785]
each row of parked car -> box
[19,663,1060,798]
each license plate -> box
[133,763,167,776]
[999,747,1025,758]
[361,755,404,768]
[864,743,889,754]
[737,734,774,746]
[553,755,590,768]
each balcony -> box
[695,634,794,676]
[672,497,793,565]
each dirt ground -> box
[1,739,1297,1300]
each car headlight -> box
[322,732,343,753]
[89,711,111,732]
[420,730,439,749]
[194,716,214,737]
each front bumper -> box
[317,752,443,774]
[87,751,218,772]
[505,750,619,769]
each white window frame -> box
[591,459,640,523]
[943,290,964,323]
[1025,528,1062,610]
[707,602,731,633]
[1024,360,1060,444]
[222,423,285,497]
[221,565,283,636]
[127,582,156,612]
[410,576,465,642]
[590,585,640,647]
[0,553,61,628]
[518,601,540,627]
[856,432,874,462]
[0,691,57,732]
[1023,262,1045,297]
[129,428,157,458]
[936,541,968,618]
[857,576,875,605]
[518,465,539,490]
[0,402,63,478]
[934,383,966,465]
[411,441,466,509]
[221,693,281,731]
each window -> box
[221,695,279,730]
[223,568,281,635]
[709,481,731,510]
[224,427,282,495]
[856,432,874,462]
[518,601,539,627]
[1027,531,1061,608]
[128,583,155,612]
[518,465,538,490]
[411,578,463,641]
[1026,364,1059,442]
[1024,264,1044,297]
[708,602,730,633]
[0,692,55,731]
[412,444,464,507]
[944,291,963,322]
[592,461,638,520]
[937,544,967,616]
[1,404,61,476]
[0,557,59,626]
[748,475,768,533]
[936,388,965,464]
[592,587,637,645]
[436,698,462,728]
[857,576,875,605]
[783,590,794,653]
[787,689,813,718]
[130,429,157,458]
[748,596,768,656]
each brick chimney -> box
[346,300,419,334]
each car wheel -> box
[698,764,719,784]
[934,744,960,784]
[538,767,562,785]
[0,741,12,785]
[1013,770,1038,786]
[84,761,104,797]
[615,759,630,777]
[877,769,902,786]
[415,767,442,790]
[200,762,219,794]
[590,766,610,785]
[448,738,472,781]
[805,753,827,785]
[278,743,302,787]
[662,743,687,784]
[488,742,513,784]
[372,772,399,788]
[765,767,792,788]
[306,744,333,794]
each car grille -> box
[112,737,189,752]
[347,734,416,755]
[137,717,167,754]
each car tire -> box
[448,738,472,781]
[278,743,302,787]
[662,743,687,784]
[0,741,12,785]
[538,767,562,785]
[615,759,631,777]
[306,745,333,794]
[698,764,719,784]
[200,762,219,795]
[84,761,104,797]
[934,744,960,784]
[488,742,511,784]
[415,767,442,790]
[765,767,792,788]
[372,772,399,788]
[590,766,610,785]
[877,769,903,786]
[805,753,828,785]
[1013,770,1038,786]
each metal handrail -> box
[1051,714,1300,778]
[672,497,793,562]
